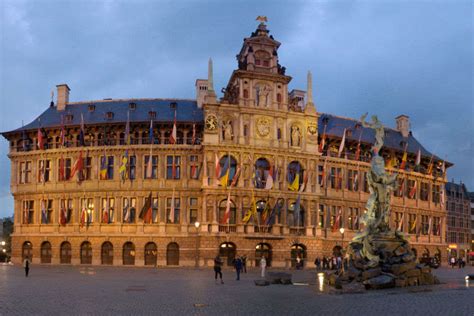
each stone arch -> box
[218,155,238,186]
[218,198,236,224]
[291,243,307,268]
[22,241,33,260]
[101,241,114,265]
[288,198,305,227]
[287,160,304,190]
[255,242,272,267]
[254,157,271,189]
[166,242,179,266]
[144,242,157,266]
[40,241,52,264]
[80,241,92,264]
[219,242,237,266]
[123,242,135,265]
[60,241,71,264]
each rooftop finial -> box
[305,70,317,114]
[208,57,214,92]
[256,15,268,24]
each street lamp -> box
[194,221,200,268]
[339,227,345,272]
[1,241,5,246]
[339,227,345,247]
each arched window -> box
[290,244,306,268]
[243,89,249,98]
[255,243,272,267]
[40,241,52,264]
[80,241,92,264]
[219,198,236,224]
[22,241,33,260]
[60,242,71,264]
[254,50,271,67]
[101,242,114,265]
[145,242,157,266]
[166,243,179,266]
[288,199,305,227]
[256,200,269,224]
[287,161,304,191]
[276,93,282,103]
[254,158,271,189]
[218,155,237,187]
[219,242,236,266]
[123,242,135,265]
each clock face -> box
[205,114,218,131]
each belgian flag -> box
[139,192,153,224]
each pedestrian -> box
[214,255,224,284]
[296,255,302,270]
[450,256,455,268]
[260,256,267,278]
[322,256,328,270]
[23,256,30,277]
[234,256,243,280]
[314,257,321,270]
[458,258,463,269]
[241,255,247,273]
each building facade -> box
[445,182,471,262]
[2,21,451,268]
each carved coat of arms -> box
[256,117,271,137]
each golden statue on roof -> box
[256,16,268,23]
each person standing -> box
[260,256,267,278]
[234,256,243,280]
[23,257,30,277]
[241,255,247,273]
[296,255,302,270]
[450,256,455,268]
[214,255,224,284]
[314,257,321,270]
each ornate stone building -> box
[445,182,471,261]
[2,21,451,268]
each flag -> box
[231,163,242,187]
[60,200,67,225]
[264,165,274,190]
[22,128,28,151]
[397,213,404,231]
[400,151,407,170]
[320,159,327,187]
[169,190,175,223]
[409,181,417,199]
[70,151,84,180]
[149,119,154,144]
[23,204,29,224]
[41,200,47,224]
[79,113,85,146]
[139,193,153,223]
[80,206,86,228]
[299,170,308,192]
[37,127,45,150]
[260,200,271,224]
[219,155,230,186]
[415,148,421,166]
[220,191,232,224]
[338,128,346,158]
[353,214,359,229]
[355,143,361,161]
[215,153,221,181]
[387,156,397,169]
[100,156,108,180]
[191,160,198,179]
[294,195,301,226]
[288,165,300,191]
[398,178,405,196]
[146,153,153,178]
[125,111,130,145]
[436,218,441,235]
[428,217,432,235]
[319,123,327,153]
[102,199,109,224]
[169,110,177,144]
[123,198,130,223]
[38,160,45,183]
[410,216,417,233]
[332,208,342,232]
[60,117,66,147]
[440,186,445,205]
[172,156,177,179]
[192,123,196,145]
[427,155,434,175]
[59,156,66,181]
[353,171,359,191]
[119,150,128,182]
[267,199,283,225]
[242,192,257,223]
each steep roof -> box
[445,182,470,197]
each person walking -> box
[23,257,30,277]
[314,257,321,270]
[214,255,224,284]
[322,256,328,270]
[241,255,247,273]
[450,256,455,268]
[234,256,243,280]
[260,256,267,278]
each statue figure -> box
[360,113,384,154]
[222,120,233,141]
[290,126,301,147]
[257,85,270,106]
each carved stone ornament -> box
[256,117,271,137]
[307,121,318,136]
[205,114,218,132]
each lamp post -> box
[194,221,200,268]
[339,227,345,272]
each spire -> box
[305,70,316,114]
[208,58,214,92]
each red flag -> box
[59,156,65,181]
[409,181,417,199]
[172,156,176,179]
[169,109,177,144]
[355,143,361,161]
[192,123,196,145]
[60,200,67,226]
[70,151,84,179]
[332,208,342,232]
[220,191,232,224]
[338,129,346,158]
[37,127,44,150]
[319,123,327,153]
[80,206,86,228]
[231,163,242,187]
[215,153,221,180]
[415,149,421,166]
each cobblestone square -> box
[1,265,472,315]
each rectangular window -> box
[407,179,417,199]
[362,171,369,193]
[84,157,92,180]
[394,211,403,231]
[347,169,359,191]
[99,156,114,180]
[101,197,115,224]
[421,215,429,235]
[37,160,51,183]
[19,161,32,184]
[152,197,159,223]
[348,207,360,230]
[167,156,181,179]
[129,155,136,180]
[59,198,73,224]
[166,197,180,223]
[122,197,136,223]
[40,199,53,224]
[58,158,72,181]
[330,206,337,228]
[81,198,94,224]
[408,214,417,234]
[395,178,405,197]
[318,204,325,228]
[431,184,440,204]
[189,155,199,179]
[330,167,342,190]
[144,155,158,179]
[22,200,34,224]
[189,197,198,224]
[433,217,441,235]
[420,182,429,201]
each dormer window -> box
[88,104,96,112]
[129,102,136,110]
[105,112,114,120]
[346,129,353,137]
[149,111,156,119]
[255,50,271,68]
[400,140,407,148]
[169,102,177,109]
[65,114,74,123]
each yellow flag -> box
[288,173,300,191]
[411,217,417,232]
[242,192,257,223]
[219,168,229,187]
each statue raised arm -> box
[360,113,384,154]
